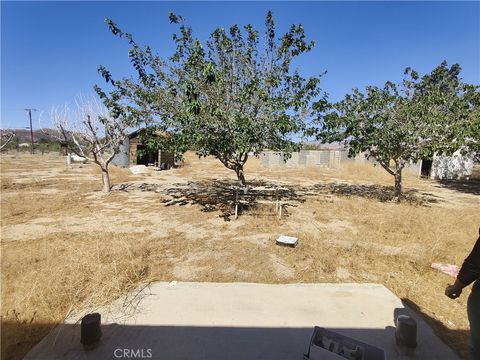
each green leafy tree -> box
[96,12,327,186]
[36,138,61,154]
[318,62,479,202]
[440,82,480,162]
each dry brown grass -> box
[471,164,480,180]
[177,152,399,185]
[1,232,160,360]
[1,152,479,359]
[103,163,137,184]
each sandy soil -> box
[1,152,479,359]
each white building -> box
[419,151,475,180]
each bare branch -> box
[50,95,134,192]
[0,131,15,150]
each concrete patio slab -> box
[25,282,459,360]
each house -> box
[418,151,476,180]
[112,130,175,169]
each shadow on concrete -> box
[8,319,463,360]
[8,322,399,360]
[400,298,470,360]
[1,320,56,360]
[434,179,480,196]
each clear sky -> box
[1,1,479,129]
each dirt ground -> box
[1,152,479,359]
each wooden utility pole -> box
[24,108,37,154]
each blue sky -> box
[1,1,479,129]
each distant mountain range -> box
[0,128,62,143]
[1,128,347,149]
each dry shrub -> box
[173,152,267,183]
[174,152,229,177]
[103,165,136,184]
[333,161,393,183]
[1,184,93,227]
[324,161,425,190]
[1,154,63,171]
[471,164,480,180]
[1,232,153,360]
[1,176,13,190]
[243,156,266,173]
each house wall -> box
[431,151,474,180]
[257,150,477,180]
[112,134,176,168]
[404,161,422,176]
[159,150,175,168]
[259,150,424,176]
[260,150,354,169]
[128,137,143,165]
[471,164,480,180]
[260,152,287,167]
[111,137,130,167]
[260,151,310,167]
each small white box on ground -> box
[129,165,148,175]
[276,235,298,247]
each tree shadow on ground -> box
[114,180,306,220]
[114,179,439,220]
[305,183,440,206]
[161,180,305,221]
[433,179,480,196]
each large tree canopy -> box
[318,61,479,201]
[96,11,327,186]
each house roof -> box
[128,127,169,139]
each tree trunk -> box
[235,163,246,187]
[101,166,111,192]
[394,166,403,202]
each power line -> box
[24,108,37,154]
